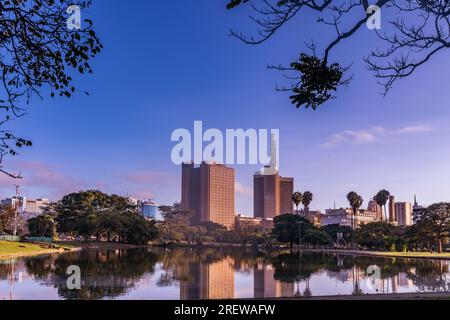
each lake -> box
[1,247,450,300]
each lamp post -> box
[297,220,303,250]
[296,220,303,296]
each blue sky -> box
[1,0,449,215]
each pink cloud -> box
[236,182,252,196]
[0,160,86,200]
[125,171,177,186]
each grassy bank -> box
[301,248,450,260]
[282,291,450,300]
[0,241,78,260]
[55,241,145,250]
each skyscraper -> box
[181,162,235,229]
[253,134,294,218]
[395,202,413,226]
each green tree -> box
[272,214,313,248]
[199,221,227,242]
[159,205,192,226]
[120,216,158,245]
[354,222,405,251]
[28,215,56,238]
[45,190,157,245]
[291,192,302,212]
[347,192,363,229]
[302,230,333,246]
[414,203,450,253]
[0,205,15,234]
[302,191,313,218]
[375,189,390,222]
[0,0,102,176]
[320,224,354,244]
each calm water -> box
[1,247,450,300]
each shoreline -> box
[3,240,450,261]
[0,241,141,261]
[299,248,450,260]
[279,291,450,300]
[150,243,450,260]
[0,241,81,261]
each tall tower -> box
[262,133,279,176]
[181,162,235,229]
[254,134,293,218]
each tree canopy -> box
[0,0,102,176]
[414,203,450,253]
[227,0,449,109]
[45,190,157,245]
[272,214,313,247]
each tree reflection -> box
[24,248,158,299]
[3,248,450,299]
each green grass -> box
[0,241,76,259]
[371,251,450,258]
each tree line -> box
[286,189,450,253]
[26,190,158,245]
[4,187,449,253]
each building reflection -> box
[253,264,295,298]
[180,257,235,300]
[327,266,416,294]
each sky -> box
[1,0,449,216]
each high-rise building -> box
[180,257,235,300]
[139,199,158,219]
[253,134,293,218]
[395,202,413,226]
[181,162,235,229]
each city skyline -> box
[0,1,448,216]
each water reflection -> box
[1,248,450,300]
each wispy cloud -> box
[125,171,177,186]
[235,182,252,196]
[396,125,433,135]
[321,124,434,148]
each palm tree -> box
[374,189,390,222]
[347,191,363,229]
[292,192,303,214]
[302,191,313,219]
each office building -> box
[395,202,413,226]
[140,200,158,219]
[322,207,378,229]
[235,215,274,233]
[181,162,235,229]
